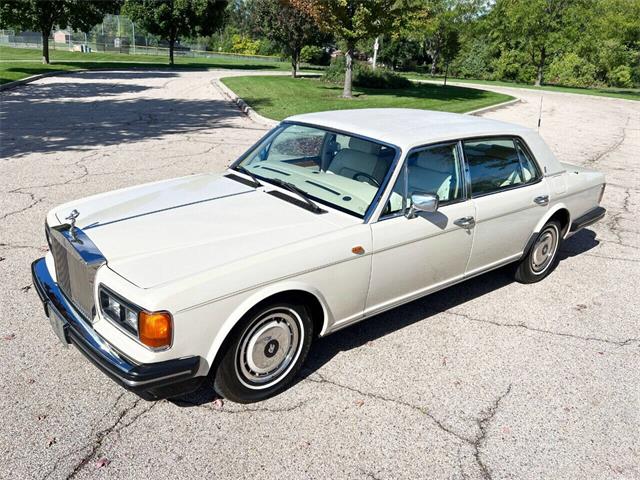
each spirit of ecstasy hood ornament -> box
[66,209,80,233]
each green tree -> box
[297,0,406,98]
[574,0,640,86]
[403,0,480,76]
[250,0,326,78]
[0,0,120,64]
[122,0,228,65]
[377,35,423,70]
[491,0,585,86]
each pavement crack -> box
[445,310,640,347]
[360,468,384,480]
[472,384,513,480]
[586,115,630,166]
[0,242,43,251]
[65,398,159,479]
[40,397,159,480]
[0,190,43,221]
[306,373,473,444]
[2,151,96,223]
[307,373,513,479]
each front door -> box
[462,137,550,274]
[366,142,475,315]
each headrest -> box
[414,149,455,173]
[349,137,381,155]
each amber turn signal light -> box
[138,311,172,348]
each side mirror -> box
[406,193,439,218]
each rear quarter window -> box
[463,137,540,196]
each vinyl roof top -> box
[285,108,530,150]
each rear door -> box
[463,137,549,274]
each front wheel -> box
[514,220,562,283]
[213,302,313,403]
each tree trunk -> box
[291,48,299,78]
[534,46,546,86]
[430,49,439,76]
[169,37,175,66]
[342,43,354,99]
[41,30,50,64]
[444,60,449,86]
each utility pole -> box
[132,22,136,55]
[372,36,379,70]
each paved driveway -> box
[0,70,638,480]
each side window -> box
[515,139,541,183]
[383,143,461,216]
[408,144,462,203]
[464,138,527,196]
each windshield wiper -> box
[268,178,326,214]
[234,165,262,187]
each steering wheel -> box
[353,172,380,187]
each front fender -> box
[203,281,333,368]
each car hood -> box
[51,173,349,288]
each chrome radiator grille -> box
[48,225,106,320]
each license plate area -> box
[48,305,69,347]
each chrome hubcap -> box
[531,226,559,273]
[237,309,301,385]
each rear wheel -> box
[514,220,562,283]
[213,302,313,403]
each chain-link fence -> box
[0,14,282,63]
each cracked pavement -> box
[1,70,638,479]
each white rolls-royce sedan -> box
[32,109,606,403]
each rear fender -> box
[520,203,572,259]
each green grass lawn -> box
[406,73,640,101]
[221,75,513,120]
[0,45,292,84]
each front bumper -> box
[31,257,204,398]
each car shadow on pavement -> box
[172,229,599,407]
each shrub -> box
[323,57,412,89]
[607,65,633,88]
[450,38,494,80]
[493,50,535,84]
[547,53,597,88]
[231,34,262,55]
[300,45,329,66]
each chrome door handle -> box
[454,216,475,228]
[534,195,549,206]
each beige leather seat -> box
[328,138,389,184]
[408,148,458,202]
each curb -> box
[410,78,523,116]
[0,70,70,91]
[211,77,278,127]
[465,98,522,116]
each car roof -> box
[285,108,531,150]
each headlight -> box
[99,286,172,349]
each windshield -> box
[234,123,398,217]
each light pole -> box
[132,22,136,55]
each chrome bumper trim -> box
[31,258,201,391]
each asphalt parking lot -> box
[0,70,638,480]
